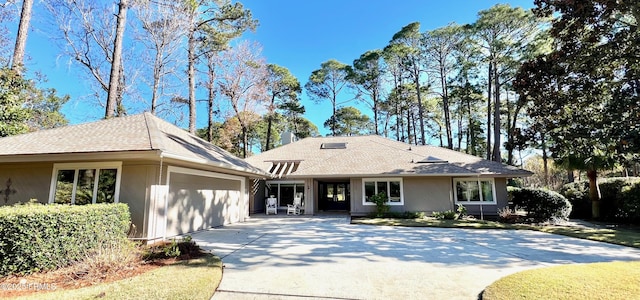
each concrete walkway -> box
[191,216,640,300]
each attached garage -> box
[165,166,246,237]
[0,113,268,243]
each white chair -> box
[266,197,277,215]
[287,193,303,215]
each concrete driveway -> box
[191,216,640,300]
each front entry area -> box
[318,182,350,211]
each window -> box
[320,142,347,149]
[453,178,496,204]
[362,178,403,205]
[49,162,122,205]
[265,181,304,207]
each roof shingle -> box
[0,113,264,175]
[246,135,532,178]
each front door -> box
[319,182,350,211]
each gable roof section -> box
[245,135,532,178]
[0,113,265,176]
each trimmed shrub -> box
[559,181,590,219]
[432,210,457,220]
[560,177,640,222]
[510,187,572,223]
[0,203,130,276]
[617,184,640,223]
[600,178,640,220]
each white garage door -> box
[166,167,244,237]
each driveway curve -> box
[191,216,640,300]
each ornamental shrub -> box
[371,192,390,217]
[432,210,457,220]
[560,177,640,222]
[559,181,590,219]
[617,184,640,224]
[599,178,640,220]
[0,203,130,276]
[510,187,572,223]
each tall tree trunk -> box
[242,125,248,158]
[492,66,501,162]
[11,0,33,75]
[207,83,215,142]
[373,93,379,135]
[395,103,401,141]
[440,65,452,149]
[265,95,276,151]
[541,131,549,188]
[106,0,128,119]
[466,96,473,155]
[508,92,524,166]
[456,113,463,151]
[486,62,493,160]
[406,110,413,145]
[438,123,443,147]
[151,49,162,114]
[587,169,601,219]
[414,73,426,145]
[331,94,337,136]
[505,91,513,165]
[412,112,418,145]
[187,29,197,133]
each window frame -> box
[265,180,305,207]
[453,177,497,205]
[362,178,404,206]
[48,162,123,204]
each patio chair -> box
[266,197,278,215]
[287,193,303,215]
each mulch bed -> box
[0,241,207,298]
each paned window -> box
[49,162,122,204]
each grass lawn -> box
[14,254,222,300]
[536,226,640,248]
[482,261,640,300]
[351,217,640,249]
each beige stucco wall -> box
[167,172,242,236]
[0,160,160,238]
[403,177,454,213]
[0,162,53,205]
[119,162,161,238]
[349,176,454,216]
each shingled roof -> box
[245,135,532,178]
[0,113,265,176]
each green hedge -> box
[509,187,572,223]
[560,177,640,222]
[559,181,590,218]
[0,203,130,276]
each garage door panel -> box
[167,172,241,236]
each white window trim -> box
[362,177,404,206]
[48,162,123,204]
[453,177,497,205]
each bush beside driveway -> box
[192,216,640,300]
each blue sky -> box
[16,0,534,136]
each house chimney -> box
[281,131,297,145]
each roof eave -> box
[160,152,270,177]
[0,150,160,163]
